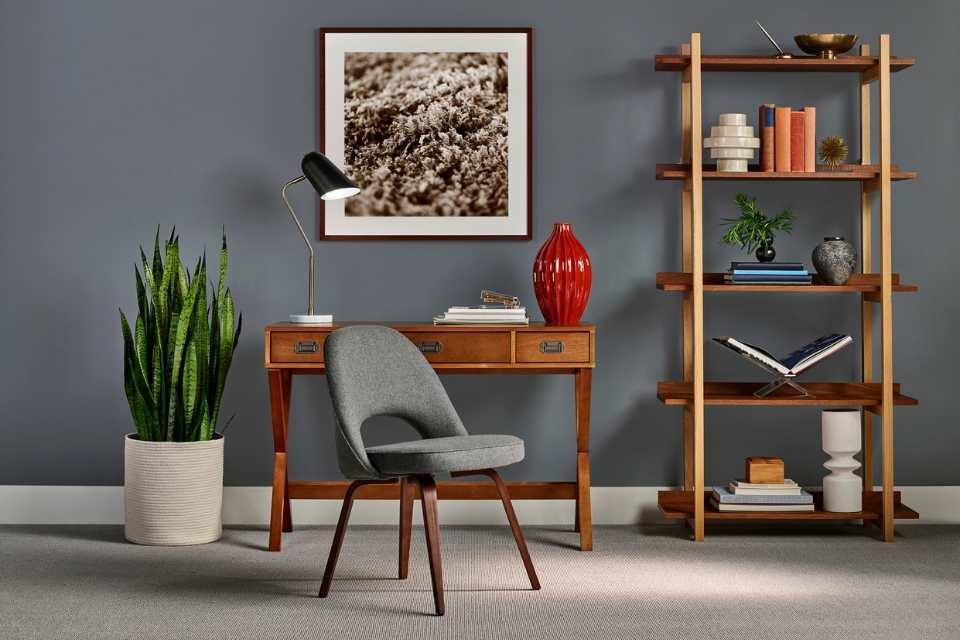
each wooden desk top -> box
[265,321,596,370]
[265,321,595,332]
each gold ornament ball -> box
[818,136,848,169]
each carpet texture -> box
[2,525,959,639]
[343,52,509,217]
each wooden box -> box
[745,457,784,484]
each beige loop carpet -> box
[2,525,958,639]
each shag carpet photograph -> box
[320,29,531,239]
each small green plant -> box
[720,193,795,253]
[120,228,241,442]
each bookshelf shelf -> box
[656,382,918,407]
[656,34,917,542]
[654,54,915,73]
[656,272,918,293]
[657,490,919,521]
[655,163,916,181]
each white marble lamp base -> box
[290,314,333,324]
[822,409,863,512]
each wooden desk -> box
[264,321,596,551]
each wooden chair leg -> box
[399,476,414,579]
[453,468,540,590]
[319,479,394,598]
[418,474,445,616]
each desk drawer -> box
[517,332,591,363]
[402,332,510,363]
[271,332,330,363]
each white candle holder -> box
[704,113,760,172]
[821,408,863,512]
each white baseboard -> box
[1,486,958,525]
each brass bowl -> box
[794,33,858,59]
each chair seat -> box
[366,435,524,476]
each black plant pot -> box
[755,242,776,262]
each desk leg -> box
[268,369,292,551]
[281,373,293,533]
[575,368,593,551]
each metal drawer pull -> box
[540,341,565,354]
[294,340,320,354]
[419,341,443,354]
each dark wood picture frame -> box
[319,27,533,240]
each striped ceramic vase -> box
[532,223,592,326]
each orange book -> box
[790,111,805,172]
[774,107,792,172]
[804,107,817,172]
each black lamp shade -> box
[301,152,360,200]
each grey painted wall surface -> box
[1,0,957,486]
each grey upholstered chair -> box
[319,325,540,615]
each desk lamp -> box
[280,152,359,323]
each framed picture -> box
[319,28,532,240]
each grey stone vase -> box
[812,237,857,285]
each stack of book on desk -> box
[725,261,812,285]
[711,480,814,512]
[433,306,529,325]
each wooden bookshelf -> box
[656,382,918,407]
[655,163,916,181]
[656,35,917,542]
[657,490,919,521]
[656,272,917,293]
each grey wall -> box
[2,0,957,487]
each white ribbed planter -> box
[124,434,224,545]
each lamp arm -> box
[281,175,316,316]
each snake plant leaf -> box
[165,272,200,440]
[158,240,178,337]
[211,288,234,428]
[134,313,149,385]
[135,266,147,317]
[199,400,212,442]
[188,395,206,441]
[152,308,167,438]
[193,256,209,419]
[121,311,154,416]
[140,249,157,340]
[121,311,150,439]
[178,263,189,301]
[150,338,162,439]
[233,312,242,352]
[151,226,163,286]
[183,341,199,429]
[208,286,220,415]
[217,230,227,306]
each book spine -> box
[730,262,805,271]
[804,106,816,172]
[790,111,805,172]
[760,104,775,172]
[774,107,791,172]
[733,270,809,276]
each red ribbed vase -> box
[532,223,592,326]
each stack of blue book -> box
[711,481,814,512]
[725,261,812,285]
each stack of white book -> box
[711,479,814,512]
[433,306,529,325]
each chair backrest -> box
[324,325,468,478]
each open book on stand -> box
[712,333,853,398]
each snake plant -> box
[120,228,241,441]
